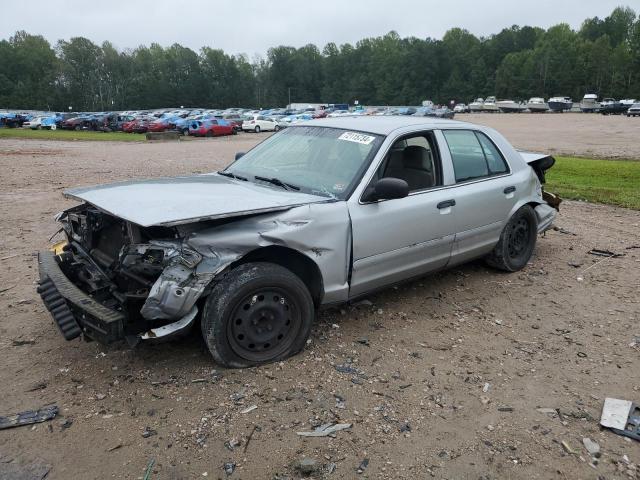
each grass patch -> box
[546,156,640,209]
[0,128,144,142]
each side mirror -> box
[362,177,409,202]
[235,152,246,161]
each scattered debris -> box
[60,418,73,430]
[577,351,587,358]
[143,458,155,480]
[223,462,236,476]
[191,378,207,383]
[244,425,260,453]
[335,364,366,378]
[296,423,352,437]
[582,437,601,457]
[225,438,241,451]
[482,382,490,393]
[0,284,18,294]
[25,381,48,392]
[588,248,624,258]
[0,405,58,430]
[561,440,576,455]
[497,406,514,412]
[536,407,558,415]
[356,337,370,346]
[240,405,257,414]
[552,226,576,236]
[107,443,123,452]
[567,261,583,268]
[11,339,36,346]
[601,398,640,441]
[142,426,157,438]
[356,458,369,474]
[399,422,412,433]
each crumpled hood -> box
[64,173,330,227]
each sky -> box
[0,0,634,56]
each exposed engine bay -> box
[52,204,216,342]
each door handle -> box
[437,199,456,209]
[503,186,516,194]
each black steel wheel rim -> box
[507,217,530,260]
[227,288,301,362]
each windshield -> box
[224,126,384,199]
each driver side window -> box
[376,132,441,192]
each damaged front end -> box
[37,204,219,344]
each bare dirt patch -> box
[0,130,639,479]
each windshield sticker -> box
[338,132,376,145]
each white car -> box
[22,117,44,129]
[453,104,469,113]
[241,115,282,133]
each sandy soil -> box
[0,124,639,479]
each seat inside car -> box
[384,145,434,190]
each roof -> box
[297,116,475,135]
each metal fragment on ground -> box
[0,405,58,430]
[296,423,352,437]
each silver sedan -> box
[38,116,559,367]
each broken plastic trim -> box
[129,306,198,346]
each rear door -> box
[439,129,519,264]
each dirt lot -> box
[1,117,639,480]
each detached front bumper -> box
[37,251,125,343]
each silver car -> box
[37,117,559,367]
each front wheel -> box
[486,205,537,272]
[274,125,281,132]
[201,262,314,368]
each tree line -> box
[1,6,639,111]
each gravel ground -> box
[0,120,639,479]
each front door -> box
[348,131,456,298]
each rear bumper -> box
[535,203,557,234]
[37,251,125,343]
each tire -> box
[254,126,261,133]
[201,262,314,368]
[205,130,213,137]
[74,125,81,131]
[182,129,189,136]
[274,125,281,132]
[486,205,537,272]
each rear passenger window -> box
[476,132,508,174]
[443,130,509,182]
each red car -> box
[189,119,236,137]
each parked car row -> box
[2,103,460,137]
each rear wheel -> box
[201,262,314,368]
[255,126,261,133]
[274,125,281,132]
[486,205,537,272]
